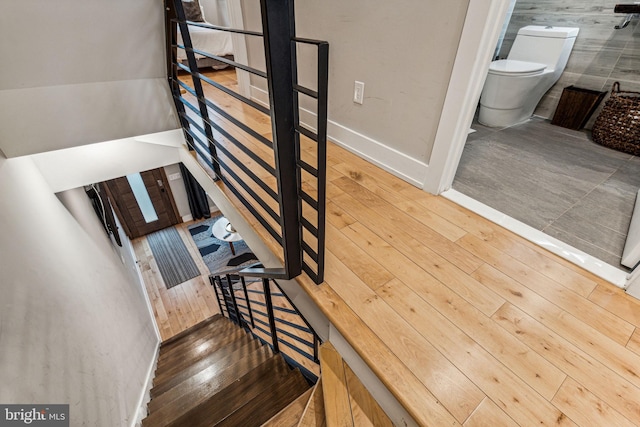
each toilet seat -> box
[488,59,546,77]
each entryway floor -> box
[453,117,640,270]
[133,219,221,341]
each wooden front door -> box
[104,168,180,239]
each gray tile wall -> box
[500,0,640,127]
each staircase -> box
[142,314,311,426]
[262,342,394,427]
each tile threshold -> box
[442,189,629,288]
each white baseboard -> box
[442,189,628,288]
[250,85,428,187]
[250,85,270,109]
[131,345,160,427]
[181,207,220,224]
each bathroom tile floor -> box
[453,117,640,270]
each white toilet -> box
[478,25,579,128]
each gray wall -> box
[241,0,470,164]
[164,163,219,222]
[200,0,231,26]
[501,0,640,124]
[164,164,193,221]
[0,0,179,157]
[0,155,158,426]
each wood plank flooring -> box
[170,68,640,426]
[133,220,221,341]
[305,151,640,427]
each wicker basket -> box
[592,82,640,155]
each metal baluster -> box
[313,334,319,363]
[240,276,255,329]
[216,275,233,320]
[172,0,221,176]
[210,275,225,315]
[262,278,279,353]
[226,274,243,327]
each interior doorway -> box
[426,0,640,285]
[454,117,640,271]
[104,168,181,239]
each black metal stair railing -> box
[209,272,320,382]
[165,0,328,284]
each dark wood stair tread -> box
[144,314,314,427]
[156,324,245,374]
[143,343,274,426]
[161,314,223,348]
[158,317,236,362]
[153,329,253,388]
[164,354,293,427]
[151,334,264,402]
[159,318,234,357]
[214,367,310,427]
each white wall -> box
[0,154,159,426]
[0,0,179,157]
[164,163,221,222]
[164,164,193,221]
[29,130,184,194]
[241,0,470,186]
[200,0,231,26]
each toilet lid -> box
[488,59,546,76]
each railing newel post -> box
[262,278,280,354]
[260,0,302,279]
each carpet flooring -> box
[147,226,201,289]
[188,215,258,275]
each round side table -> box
[211,217,243,255]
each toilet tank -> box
[507,25,579,71]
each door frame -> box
[424,0,631,288]
[422,0,511,194]
[103,168,181,239]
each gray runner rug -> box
[147,227,201,289]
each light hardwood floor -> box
[297,144,640,427]
[158,68,640,426]
[133,220,221,341]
